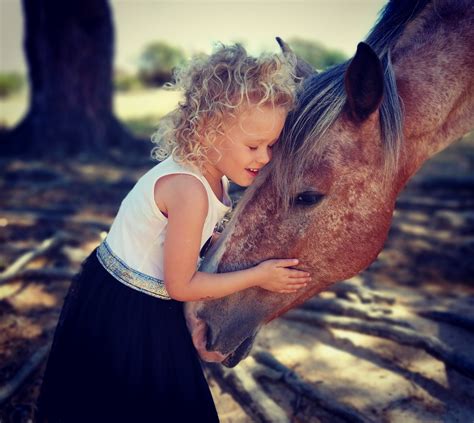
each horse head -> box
[185,0,474,367]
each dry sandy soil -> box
[0,134,473,422]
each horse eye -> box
[294,191,325,206]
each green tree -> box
[287,38,347,70]
[114,68,143,92]
[0,72,25,98]
[138,41,186,87]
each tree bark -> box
[0,0,147,161]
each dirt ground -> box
[0,133,473,422]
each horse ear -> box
[344,42,384,123]
[275,36,317,79]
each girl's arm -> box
[159,174,309,302]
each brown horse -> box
[185,0,474,368]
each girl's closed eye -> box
[249,143,275,151]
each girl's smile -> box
[245,168,260,178]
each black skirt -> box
[35,247,220,423]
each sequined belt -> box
[96,240,171,300]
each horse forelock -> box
[268,0,439,214]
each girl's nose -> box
[257,147,271,165]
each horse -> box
[184,0,474,368]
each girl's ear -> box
[344,42,384,123]
[197,117,214,146]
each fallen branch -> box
[0,344,50,406]
[302,297,411,328]
[251,349,374,423]
[0,233,70,284]
[283,310,474,379]
[206,359,290,423]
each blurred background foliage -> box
[0,72,25,99]
[137,41,187,87]
[287,37,347,70]
[0,38,346,137]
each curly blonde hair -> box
[150,43,299,171]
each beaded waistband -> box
[96,240,171,300]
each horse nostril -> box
[205,324,213,351]
[205,324,222,352]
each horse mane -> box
[269,0,433,213]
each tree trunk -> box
[0,0,147,161]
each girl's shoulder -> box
[145,155,203,191]
[152,158,208,219]
[154,172,207,215]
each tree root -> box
[0,344,50,406]
[206,359,290,423]
[0,209,111,231]
[252,349,375,423]
[329,280,396,304]
[395,195,473,211]
[417,309,474,332]
[302,296,411,328]
[1,267,77,284]
[205,349,374,423]
[0,232,71,285]
[283,310,474,379]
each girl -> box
[35,43,311,422]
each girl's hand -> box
[254,259,311,293]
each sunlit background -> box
[1,0,386,135]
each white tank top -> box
[104,155,232,280]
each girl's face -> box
[205,102,287,187]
